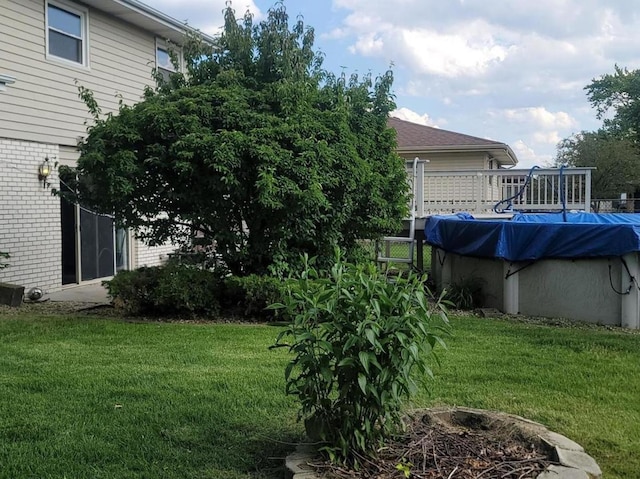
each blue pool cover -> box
[425,212,640,261]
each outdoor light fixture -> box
[38,157,51,187]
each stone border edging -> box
[285,407,602,479]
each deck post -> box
[584,169,592,212]
[503,261,519,314]
[416,161,426,218]
[475,172,483,214]
[621,253,640,329]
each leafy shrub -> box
[105,267,162,314]
[154,264,223,316]
[445,276,485,310]
[222,274,288,319]
[271,253,449,465]
[105,264,223,316]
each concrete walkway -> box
[48,282,110,304]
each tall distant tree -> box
[585,65,640,141]
[556,130,640,207]
[69,4,408,275]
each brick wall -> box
[134,238,176,268]
[0,139,62,293]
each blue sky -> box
[144,0,640,168]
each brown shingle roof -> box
[388,116,518,165]
[388,116,501,148]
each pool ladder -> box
[377,157,420,267]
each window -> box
[156,40,181,83]
[46,1,88,66]
[156,46,173,82]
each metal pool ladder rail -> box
[377,157,426,267]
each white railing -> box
[406,166,593,216]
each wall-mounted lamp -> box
[38,157,51,188]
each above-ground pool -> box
[426,212,640,329]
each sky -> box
[143,0,640,168]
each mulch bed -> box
[313,413,554,478]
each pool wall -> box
[431,248,640,328]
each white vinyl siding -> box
[398,151,486,171]
[0,0,157,147]
[46,0,89,67]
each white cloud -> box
[391,107,439,127]
[533,131,562,145]
[320,27,349,40]
[512,140,553,168]
[349,33,385,56]
[501,107,577,130]
[399,26,511,77]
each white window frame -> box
[155,38,182,78]
[45,0,90,69]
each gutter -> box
[104,0,217,44]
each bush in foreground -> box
[271,254,450,465]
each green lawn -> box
[1,312,638,478]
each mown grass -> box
[0,315,299,479]
[0,312,638,478]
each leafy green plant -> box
[445,276,486,310]
[154,263,223,316]
[0,251,9,270]
[222,274,288,319]
[105,263,224,316]
[69,4,408,276]
[104,267,162,314]
[271,253,449,465]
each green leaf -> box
[337,357,355,367]
[357,373,367,393]
[364,328,377,347]
[359,351,370,374]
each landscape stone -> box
[284,408,601,479]
[541,431,584,452]
[556,448,602,478]
[285,450,316,478]
[537,464,589,479]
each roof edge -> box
[397,144,518,166]
[96,0,217,44]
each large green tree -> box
[556,130,640,205]
[585,65,640,140]
[70,5,408,275]
[555,65,640,207]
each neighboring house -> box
[388,116,519,214]
[0,0,201,293]
[389,116,518,170]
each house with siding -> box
[389,116,518,170]
[389,116,519,214]
[0,1,522,295]
[0,0,202,294]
